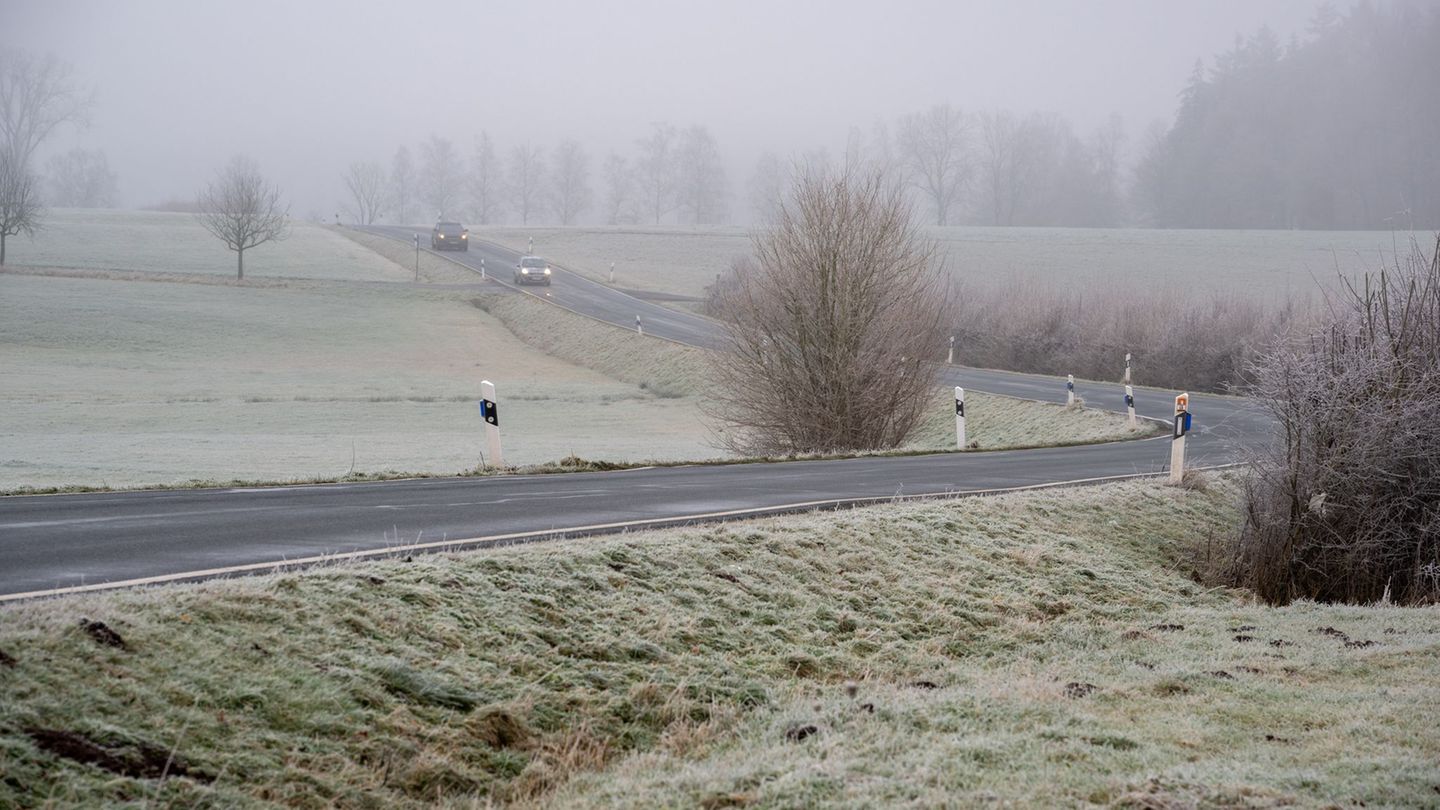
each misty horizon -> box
[5,0,1338,222]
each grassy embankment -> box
[2,473,1436,807]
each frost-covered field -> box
[0,273,715,489]
[6,209,408,282]
[476,225,1407,301]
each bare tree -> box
[747,151,785,225]
[896,104,971,225]
[978,110,1027,226]
[195,156,289,280]
[708,163,950,454]
[419,135,462,219]
[601,152,637,225]
[0,49,91,166]
[635,122,676,224]
[0,150,41,265]
[549,139,592,225]
[342,160,385,225]
[389,146,416,225]
[468,131,503,224]
[676,125,727,224]
[506,143,546,225]
[44,147,116,208]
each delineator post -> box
[954,386,967,449]
[480,380,504,468]
[1169,392,1191,484]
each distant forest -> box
[1134,2,1440,230]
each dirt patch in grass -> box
[26,728,204,782]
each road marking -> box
[0,465,1242,602]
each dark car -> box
[431,221,468,251]
[513,256,552,286]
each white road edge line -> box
[1,464,1243,603]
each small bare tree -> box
[550,139,592,225]
[342,160,385,225]
[195,156,289,280]
[507,143,546,225]
[747,151,785,225]
[469,131,503,224]
[0,150,41,265]
[708,163,950,454]
[45,147,117,208]
[602,152,637,225]
[0,49,92,167]
[419,135,462,219]
[897,104,972,225]
[389,145,416,225]
[635,122,677,224]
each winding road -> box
[0,228,1268,600]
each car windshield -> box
[521,258,547,268]
[437,222,463,231]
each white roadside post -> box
[527,236,534,254]
[635,315,643,336]
[480,257,486,280]
[1169,392,1191,484]
[947,335,955,365]
[1125,384,1137,427]
[1066,374,1076,406]
[609,262,615,284]
[480,380,504,468]
[954,386,967,449]
[413,233,420,282]
[1124,352,1132,385]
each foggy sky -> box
[4,0,1325,217]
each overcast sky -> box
[4,0,1325,216]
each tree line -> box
[343,123,729,227]
[750,107,1127,228]
[1134,2,1440,229]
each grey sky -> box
[4,0,1324,215]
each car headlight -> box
[521,268,529,274]
[461,234,468,239]
[543,267,551,275]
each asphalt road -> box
[0,229,1268,599]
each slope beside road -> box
[0,229,1267,599]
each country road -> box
[0,228,1269,600]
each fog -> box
[2,0,1331,219]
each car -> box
[513,255,553,286]
[430,221,468,251]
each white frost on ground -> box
[474,224,1404,301]
[0,273,715,489]
[7,209,410,282]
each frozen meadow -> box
[2,213,1145,490]
[474,224,1412,302]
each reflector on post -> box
[1169,392,1190,483]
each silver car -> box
[513,255,552,286]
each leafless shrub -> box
[1228,236,1440,605]
[946,279,1311,392]
[707,163,950,454]
[195,156,289,280]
